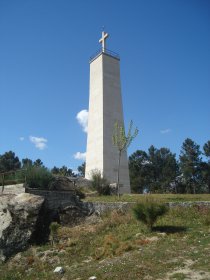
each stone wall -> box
[25,188,80,210]
[84,201,210,216]
[167,201,210,208]
[25,188,210,215]
[83,202,134,215]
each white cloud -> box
[74,152,86,160]
[160,129,171,134]
[19,137,24,141]
[29,136,48,150]
[76,109,88,133]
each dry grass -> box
[1,203,210,280]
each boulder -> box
[48,176,76,191]
[0,193,44,261]
[59,204,91,226]
[75,177,91,188]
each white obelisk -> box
[85,31,130,193]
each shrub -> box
[75,188,86,199]
[94,234,134,260]
[133,199,169,231]
[91,170,110,195]
[201,208,210,226]
[25,166,53,189]
[49,222,61,245]
[204,215,210,226]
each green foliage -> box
[49,222,61,245]
[203,141,210,158]
[129,150,151,193]
[0,151,21,172]
[33,159,44,167]
[51,165,75,177]
[49,222,60,234]
[133,199,169,230]
[25,166,53,189]
[113,120,138,197]
[75,188,86,199]
[22,158,33,168]
[113,120,138,153]
[91,170,110,195]
[151,147,178,192]
[84,193,210,203]
[77,162,86,177]
[179,138,202,193]
[202,141,210,193]
[129,146,178,193]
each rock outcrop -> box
[0,193,44,261]
[48,176,76,191]
[48,175,91,192]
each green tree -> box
[0,151,21,172]
[22,158,33,169]
[51,166,75,177]
[204,141,210,158]
[129,146,178,193]
[147,145,160,192]
[34,159,44,167]
[77,162,86,177]
[113,120,138,198]
[154,147,178,192]
[51,166,60,175]
[133,199,169,231]
[179,138,202,193]
[129,150,150,193]
[91,169,110,195]
[59,166,75,176]
[201,140,210,193]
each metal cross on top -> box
[99,31,109,52]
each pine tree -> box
[179,138,202,193]
[202,141,210,193]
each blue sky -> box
[0,0,209,171]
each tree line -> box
[0,152,80,177]
[1,137,210,194]
[129,138,210,194]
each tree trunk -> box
[117,151,121,199]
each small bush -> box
[133,199,169,231]
[94,234,134,259]
[26,255,34,265]
[75,188,86,199]
[25,166,53,189]
[203,209,210,226]
[91,170,110,195]
[50,222,61,245]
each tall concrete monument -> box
[85,31,130,193]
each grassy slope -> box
[0,201,210,280]
[84,193,210,203]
